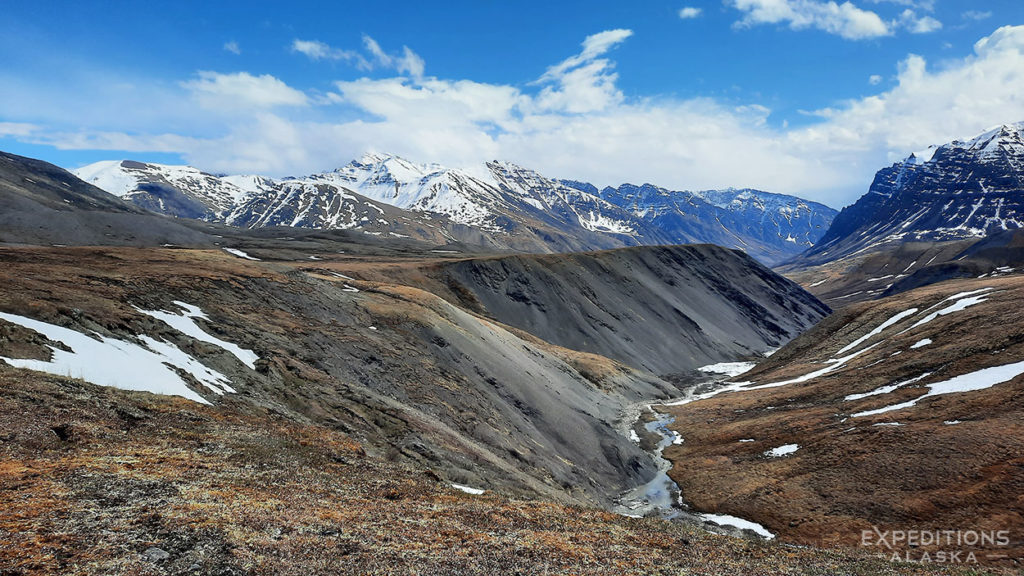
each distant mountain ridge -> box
[75,154,837,264]
[801,122,1024,264]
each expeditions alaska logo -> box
[861,527,1011,564]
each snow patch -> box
[910,338,932,349]
[0,312,215,404]
[697,361,756,378]
[451,484,485,495]
[836,308,918,355]
[908,290,992,329]
[699,514,775,540]
[844,373,932,402]
[223,248,260,261]
[765,444,799,457]
[853,361,1024,418]
[136,301,259,369]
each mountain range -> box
[74,154,837,265]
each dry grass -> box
[664,276,1024,572]
[0,369,972,576]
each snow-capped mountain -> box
[563,182,836,262]
[75,160,249,219]
[803,122,1024,264]
[75,154,837,263]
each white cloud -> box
[0,122,38,137]
[867,0,934,11]
[896,9,942,33]
[729,0,892,40]
[291,36,424,80]
[291,39,359,62]
[223,41,241,55]
[869,74,883,84]
[792,25,1024,167]
[963,10,992,22]
[533,29,632,113]
[540,29,633,80]
[362,35,389,65]
[9,26,1024,209]
[181,71,309,110]
[678,7,703,19]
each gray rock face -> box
[802,122,1024,265]
[441,245,830,376]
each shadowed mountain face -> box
[782,123,1024,309]
[437,245,829,377]
[74,155,837,264]
[799,122,1024,266]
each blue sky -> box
[2,0,1023,207]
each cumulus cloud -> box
[181,71,309,109]
[730,0,943,39]
[869,74,883,84]
[792,25,1024,165]
[223,41,241,55]
[533,29,632,113]
[896,9,942,33]
[678,7,703,19]
[9,26,1024,208]
[729,0,892,40]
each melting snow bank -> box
[844,373,932,402]
[853,360,1024,418]
[698,361,756,378]
[765,444,799,457]
[0,312,216,404]
[699,514,775,540]
[136,301,259,369]
[222,248,260,261]
[450,484,485,495]
[906,288,993,330]
[665,344,879,408]
[836,308,918,355]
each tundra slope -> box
[0,152,214,247]
[662,275,1024,569]
[0,369,963,575]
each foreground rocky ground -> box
[0,369,984,575]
